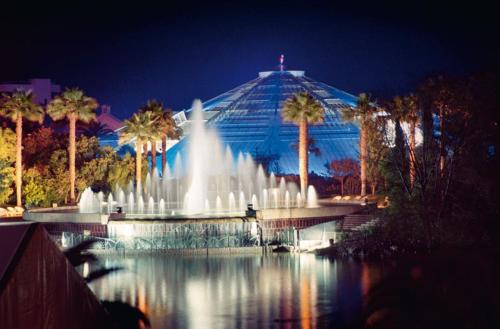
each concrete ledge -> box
[90,246,266,255]
[23,211,109,224]
[257,205,361,220]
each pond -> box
[89,253,379,328]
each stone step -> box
[339,214,375,231]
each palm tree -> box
[403,94,420,189]
[47,88,98,204]
[119,111,159,190]
[281,92,324,196]
[342,93,377,196]
[138,101,162,172]
[391,96,407,174]
[0,90,44,206]
[139,100,182,174]
[159,109,181,172]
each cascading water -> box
[79,99,320,216]
[184,100,208,214]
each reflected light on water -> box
[89,254,365,328]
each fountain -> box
[306,185,319,208]
[78,99,320,217]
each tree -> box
[403,94,420,189]
[47,88,99,204]
[139,100,181,173]
[0,128,16,162]
[342,93,377,196]
[0,128,17,205]
[0,90,44,206]
[108,153,140,189]
[119,111,159,190]
[76,146,118,195]
[365,116,389,195]
[329,158,360,195]
[0,160,15,205]
[282,92,324,196]
[138,100,163,173]
[384,96,409,190]
[24,127,65,167]
[23,167,48,207]
[79,121,114,137]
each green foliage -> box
[140,100,182,140]
[0,89,44,123]
[107,153,137,189]
[46,88,98,123]
[365,117,389,193]
[11,130,135,206]
[120,111,160,145]
[76,135,101,165]
[281,92,324,124]
[0,128,16,162]
[0,128,16,205]
[0,160,14,205]
[341,93,376,126]
[77,146,119,194]
[372,71,500,252]
[23,167,48,207]
[46,150,71,204]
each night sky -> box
[1,0,498,119]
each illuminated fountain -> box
[79,99,318,216]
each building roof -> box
[167,70,360,175]
[97,105,124,131]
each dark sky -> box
[1,0,498,119]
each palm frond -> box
[47,88,98,122]
[0,89,44,123]
[282,91,325,124]
[120,111,160,145]
[84,266,123,283]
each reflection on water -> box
[90,254,366,328]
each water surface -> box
[90,253,370,328]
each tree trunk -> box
[136,141,143,192]
[409,120,416,189]
[161,135,167,175]
[15,115,23,207]
[69,114,76,204]
[360,122,367,196]
[340,177,344,196]
[371,183,376,196]
[151,140,157,174]
[395,120,406,176]
[299,118,309,197]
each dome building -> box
[167,68,360,175]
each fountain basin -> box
[23,206,109,224]
[23,202,367,251]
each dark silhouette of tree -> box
[291,136,321,156]
[79,121,114,137]
[342,93,377,196]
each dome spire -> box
[279,54,285,71]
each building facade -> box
[0,79,61,105]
